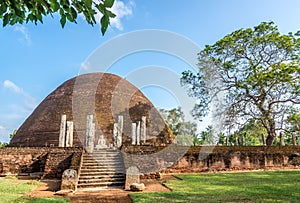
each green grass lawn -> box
[130,170,300,203]
[0,176,69,203]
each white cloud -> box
[0,125,11,143]
[3,80,23,94]
[3,80,37,111]
[14,25,31,45]
[110,0,134,30]
[80,0,134,31]
[2,80,37,143]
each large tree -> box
[0,0,116,35]
[181,22,300,146]
[159,107,199,146]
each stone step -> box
[83,156,122,160]
[80,171,125,175]
[79,174,125,179]
[82,159,123,163]
[77,181,125,188]
[80,166,124,170]
[84,152,121,155]
[81,165,124,169]
[80,168,125,173]
[79,172,125,177]
[77,149,125,189]
[84,151,121,155]
[81,166,123,170]
[82,162,123,167]
[78,177,125,184]
[81,161,122,165]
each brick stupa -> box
[10,73,174,147]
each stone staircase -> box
[77,149,126,190]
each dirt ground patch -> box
[28,180,61,199]
[27,176,174,203]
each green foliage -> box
[131,171,300,202]
[199,125,214,145]
[9,129,17,139]
[286,108,300,132]
[0,141,8,148]
[181,21,300,146]
[233,119,266,146]
[159,107,199,146]
[0,0,116,35]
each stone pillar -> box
[113,123,118,147]
[118,115,124,135]
[132,123,137,145]
[292,133,297,146]
[241,135,245,146]
[65,121,74,147]
[280,132,285,146]
[117,115,123,148]
[141,116,146,143]
[59,114,67,147]
[85,115,95,153]
[235,135,239,146]
[136,121,141,145]
[125,166,140,190]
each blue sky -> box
[1,0,300,142]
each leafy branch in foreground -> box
[0,0,116,35]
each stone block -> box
[60,169,78,191]
[130,183,145,191]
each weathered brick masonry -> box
[0,146,299,180]
[122,146,300,175]
[0,147,82,179]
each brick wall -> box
[0,147,83,179]
[122,146,300,175]
[1,146,299,181]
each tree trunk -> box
[226,137,229,146]
[265,134,276,146]
[262,134,266,146]
[292,133,297,146]
[235,136,238,146]
[279,132,285,146]
[265,118,277,146]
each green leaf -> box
[95,3,105,14]
[104,0,115,8]
[105,10,116,18]
[3,13,10,26]
[26,13,35,23]
[37,13,43,23]
[100,15,109,35]
[0,3,7,16]
[60,15,66,28]
[66,13,73,22]
[50,0,60,12]
[70,7,77,19]
[85,0,92,8]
